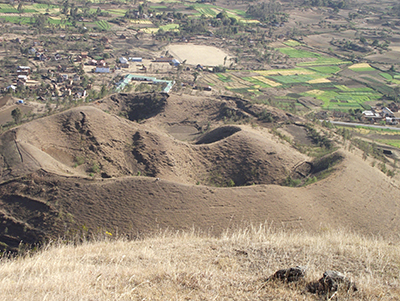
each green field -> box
[307,66,341,74]
[242,77,271,88]
[159,23,179,31]
[189,4,255,22]
[283,40,302,47]
[0,4,37,13]
[216,73,232,82]
[270,74,318,84]
[0,16,32,24]
[192,4,217,17]
[96,20,111,30]
[106,8,127,15]
[298,57,351,66]
[278,47,320,58]
[380,73,393,80]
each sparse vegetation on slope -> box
[0,226,399,300]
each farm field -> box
[348,63,376,72]
[377,139,400,148]
[199,55,389,112]
[278,47,320,58]
[188,3,256,22]
[167,44,231,66]
[96,20,110,31]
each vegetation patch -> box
[96,20,110,30]
[278,47,320,58]
[159,23,179,31]
[377,139,400,148]
[297,57,351,66]
[283,40,302,47]
[380,73,393,80]
[348,63,375,72]
[307,66,341,74]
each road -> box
[322,120,400,131]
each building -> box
[154,57,173,63]
[95,64,110,73]
[17,66,31,75]
[119,57,129,68]
[382,107,395,117]
[119,57,128,64]
[171,59,180,67]
[129,57,142,62]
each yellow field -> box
[253,76,281,87]
[307,89,325,95]
[349,63,372,69]
[308,78,331,84]
[255,69,314,76]
[130,20,153,24]
[141,27,159,33]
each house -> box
[171,59,180,67]
[98,60,107,67]
[28,47,37,55]
[17,66,31,76]
[382,107,394,117]
[36,53,48,61]
[119,57,129,68]
[95,64,110,73]
[18,75,28,82]
[129,57,142,62]
[6,85,16,92]
[119,57,128,64]
[81,52,88,58]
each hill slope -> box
[0,227,399,300]
[0,92,399,251]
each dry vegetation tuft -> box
[0,225,399,300]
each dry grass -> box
[308,78,331,84]
[349,63,372,70]
[252,76,282,87]
[0,225,399,300]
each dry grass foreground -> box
[0,226,399,300]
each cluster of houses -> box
[362,106,400,125]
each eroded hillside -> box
[0,93,399,252]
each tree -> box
[11,108,22,124]
[192,71,199,82]
[17,2,24,13]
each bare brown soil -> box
[1,92,400,251]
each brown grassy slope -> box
[0,99,304,186]
[1,146,399,251]
[0,227,399,300]
[0,93,400,251]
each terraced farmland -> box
[278,47,320,58]
[303,86,381,110]
[348,63,375,72]
[96,20,111,30]
[297,57,351,66]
